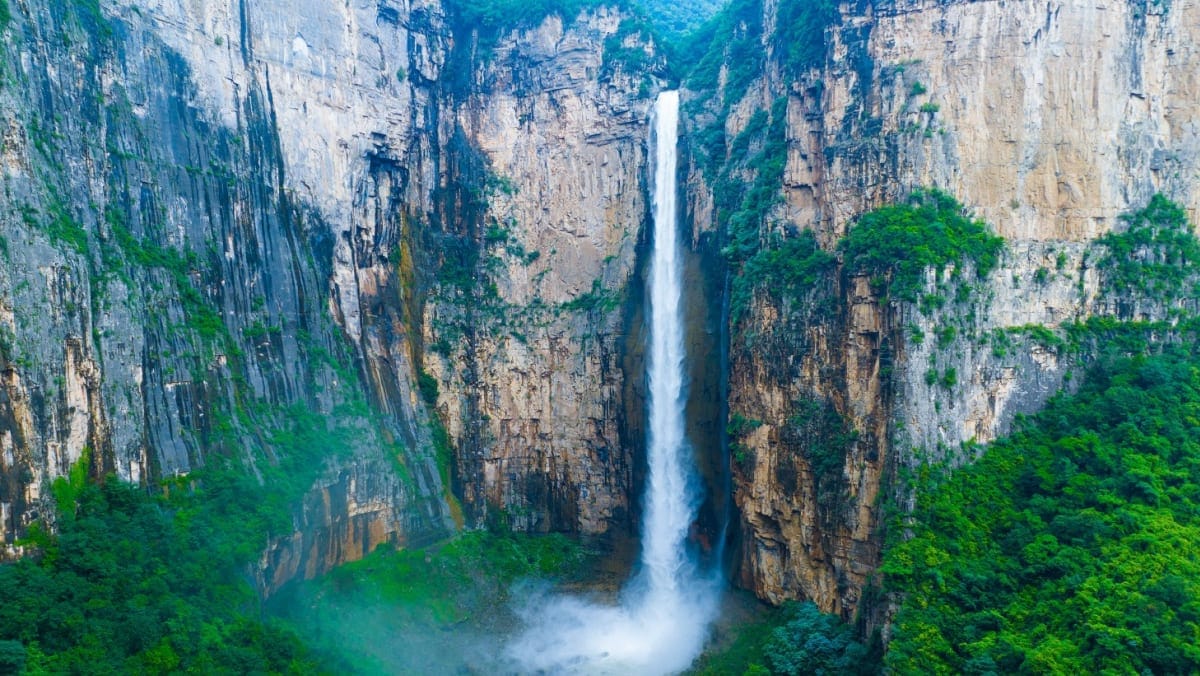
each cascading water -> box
[641,89,699,607]
[507,91,721,674]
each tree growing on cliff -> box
[840,188,1004,302]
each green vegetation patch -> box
[1096,193,1200,303]
[731,230,835,323]
[109,222,228,340]
[840,188,1004,302]
[560,278,621,314]
[444,0,622,41]
[683,0,838,100]
[883,348,1200,674]
[690,601,877,675]
[786,398,859,483]
[716,97,789,264]
[634,0,723,38]
[315,531,589,621]
[0,478,317,674]
[684,0,765,105]
[42,201,89,256]
[772,0,839,77]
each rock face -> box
[0,0,459,581]
[0,0,660,587]
[688,0,1200,617]
[424,11,659,534]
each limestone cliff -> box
[0,0,463,584]
[423,11,661,534]
[6,0,1190,621]
[0,0,661,588]
[685,0,1200,617]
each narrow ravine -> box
[507,91,721,675]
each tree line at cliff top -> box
[444,0,835,83]
[445,0,723,37]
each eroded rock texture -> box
[687,0,1200,617]
[0,0,662,588]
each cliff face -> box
[0,0,659,587]
[690,0,1200,616]
[0,0,460,583]
[424,11,659,534]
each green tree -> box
[840,189,1004,301]
[764,602,873,675]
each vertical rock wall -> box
[690,0,1200,617]
[425,11,659,534]
[0,0,664,586]
[0,0,456,580]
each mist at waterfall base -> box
[506,91,723,675]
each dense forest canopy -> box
[883,347,1200,673]
[636,0,725,36]
[0,477,317,673]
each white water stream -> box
[507,91,720,674]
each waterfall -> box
[642,89,699,602]
[507,91,720,675]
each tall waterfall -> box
[507,91,720,675]
[642,90,698,603]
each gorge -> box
[507,89,720,675]
[0,0,1198,672]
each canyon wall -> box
[0,0,462,585]
[688,0,1200,617]
[423,11,659,534]
[0,0,661,589]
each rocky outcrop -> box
[688,0,1200,617]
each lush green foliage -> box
[764,602,877,675]
[635,0,723,37]
[0,478,317,674]
[1097,193,1200,302]
[691,601,876,675]
[314,530,588,621]
[731,230,835,323]
[840,189,1004,301]
[683,0,765,104]
[42,200,89,255]
[772,0,838,76]
[684,0,838,96]
[883,349,1200,674]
